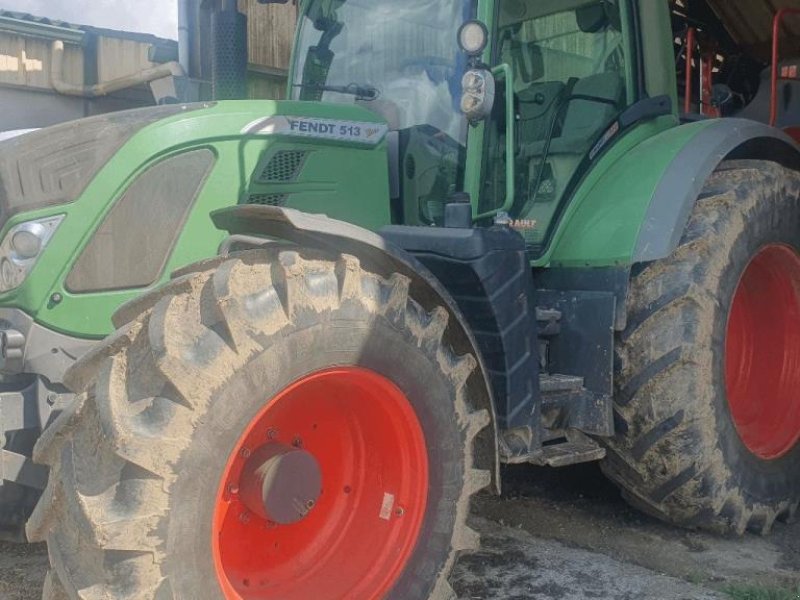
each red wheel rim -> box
[213,368,428,599]
[725,244,800,459]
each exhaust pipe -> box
[178,0,191,74]
[211,2,248,100]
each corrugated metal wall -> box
[0,30,168,92]
[96,37,163,83]
[0,21,175,129]
[0,34,83,90]
[2,2,298,106]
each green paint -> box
[474,62,515,220]
[0,100,390,338]
[464,0,498,214]
[543,119,715,268]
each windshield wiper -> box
[293,82,379,101]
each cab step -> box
[540,373,583,394]
[502,430,606,467]
[539,372,613,438]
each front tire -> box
[28,247,490,599]
[604,160,800,534]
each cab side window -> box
[482,0,632,248]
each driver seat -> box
[520,72,623,157]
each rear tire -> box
[603,160,800,534]
[28,247,490,599]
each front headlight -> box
[0,216,64,293]
[461,68,495,123]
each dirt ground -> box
[453,464,800,599]
[1,463,798,599]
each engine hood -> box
[0,104,203,225]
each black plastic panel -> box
[536,289,615,437]
[381,225,540,431]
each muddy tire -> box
[27,247,491,599]
[603,160,800,534]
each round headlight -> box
[11,230,42,260]
[1,259,14,289]
[458,20,489,57]
[462,70,486,93]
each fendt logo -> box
[288,119,336,134]
[244,116,389,146]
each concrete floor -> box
[1,463,798,600]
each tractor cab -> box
[481,1,633,251]
[289,0,671,257]
[291,0,472,227]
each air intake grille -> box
[248,193,289,207]
[259,150,308,182]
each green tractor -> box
[0,0,798,597]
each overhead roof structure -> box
[0,10,176,47]
[703,0,800,61]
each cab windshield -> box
[291,0,476,225]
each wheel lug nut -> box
[267,428,279,440]
[239,512,251,524]
[228,483,239,495]
[395,507,405,518]
[240,447,251,459]
[292,436,303,448]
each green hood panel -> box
[0,100,392,338]
[0,104,199,223]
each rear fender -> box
[548,119,800,267]
[211,205,501,492]
[633,119,800,262]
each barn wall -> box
[0,17,178,131]
[96,37,161,83]
[0,87,85,130]
[240,0,297,99]
[0,33,83,90]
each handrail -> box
[770,8,800,126]
[684,27,696,114]
[475,63,515,221]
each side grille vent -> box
[248,193,289,207]
[259,150,308,182]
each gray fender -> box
[634,119,800,262]
[211,205,501,492]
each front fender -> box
[547,119,800,268]
[211,205,501,492]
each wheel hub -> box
[239,444,322,525]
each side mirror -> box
[461,69,496,123]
